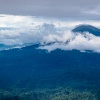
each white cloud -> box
[39,32,100,53]
[0,14,100,52]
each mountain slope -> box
[0,45,100,89]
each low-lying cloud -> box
[39,32,100,53]
[0,14,100,53]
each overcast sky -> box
[0,0,100,20]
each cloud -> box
[0,0,100,19]
[39,32,100,53]
[0,14,100,53]
[83,6,100,16]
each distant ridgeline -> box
[72,24,100,36]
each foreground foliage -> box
[0,87,98,100]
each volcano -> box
[72,24,100,36]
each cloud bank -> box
[39,32,100,53]
[0,14,100,53]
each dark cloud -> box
[0,0,100,19]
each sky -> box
[0,1,100,53]
[0,0,100,20]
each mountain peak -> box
[72,24,100,36]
